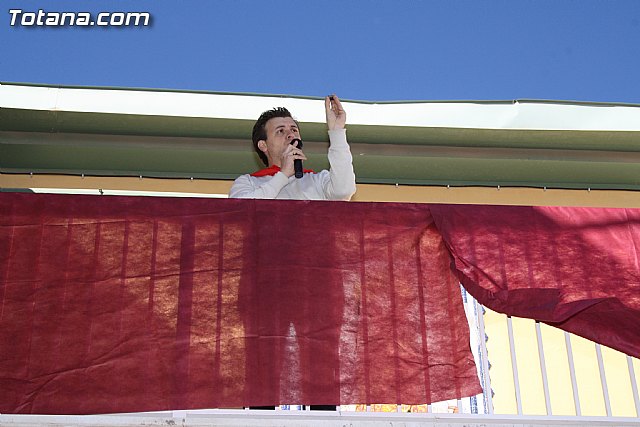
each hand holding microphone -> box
[280,137,306,178]
[289,138,304,178]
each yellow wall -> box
[3,174,640,208]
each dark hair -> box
[252,107,298,166]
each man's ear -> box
[257,140,268,153]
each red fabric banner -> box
[0,193,481,414]
[430,204,640,358]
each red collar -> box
[250,165,314,177]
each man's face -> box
[258,116,301,166]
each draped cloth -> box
[430,204,640,359]
[0,193,481,415]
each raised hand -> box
[325,94,346,130]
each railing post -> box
[627,355,640,417]
[535,321,552,415]
[595,343,612,417]
[506,316,523,415]
[564,332,582,416]
[475,302,494,414]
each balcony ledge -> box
[1,410,639,427]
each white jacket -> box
[229,129,356,201]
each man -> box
[229,95,356,200]
[231,96,354,410]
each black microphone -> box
[290,138,304,179]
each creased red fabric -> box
[0,193,481,414]
[430,204,640,358]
